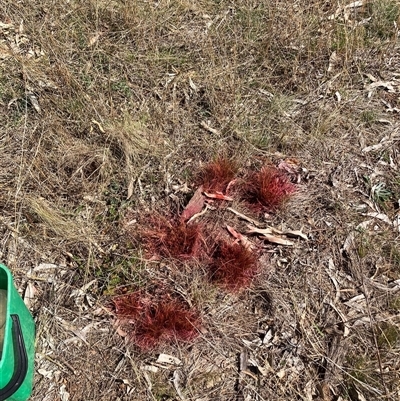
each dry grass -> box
[1,0,400,400]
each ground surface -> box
[1,1,400,400]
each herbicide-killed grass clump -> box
[113,292,143,318]
[113,291,201,349]
[139,213,203,260]
[196,157,238,193]
[208,241,258,293]
[241,166,296,211]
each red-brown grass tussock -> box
[113,292,201,349]
[113,292,144,318]
[207,241,258,293]
[241,166,296,211]
[139,214,203,260]
[196,157,238,193]
[135,299,201,349]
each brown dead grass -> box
[1,0,400,400]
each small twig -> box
[187,205,213,224]
[0,216,20,234]
[39,353,77,375]
[227,207,263,227]
[200,121,222,136]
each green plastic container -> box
[0,264,35,401]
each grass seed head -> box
[242,166,296,211]
[196,157,238,193]
[208,241,258,292]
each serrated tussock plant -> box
[207,240,258,293]
[113,291,201,349]
[139,213,203,259]
[241,166,296,211]
[196,157,238,193]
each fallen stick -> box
[227,207,263,227]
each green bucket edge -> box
[0,264,35,401]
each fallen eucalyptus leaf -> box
[226,225,255,250]
[27,91,41,113]
[284,229,308,240]
[141,365,159,373]
[204,191,233,201]
[362,212,392,226]
[172,370,186,400]
[246,225,278,236]
[227,207,263,227]
[181,186,205,221]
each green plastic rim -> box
[0,264,35,401]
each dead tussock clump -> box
[113,291,201,350]
[134,299,201,350]
[105,113,165,163]
[207,240,258,293]
[195,157,238,193]
[27,197,85,240]
[240,165,297,211]
[136,213,204,260]
[58,145,112,185]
